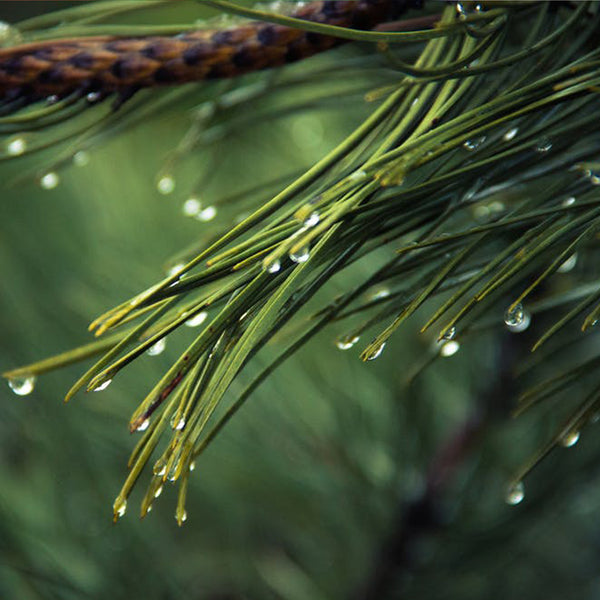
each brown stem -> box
[0,1,425,105]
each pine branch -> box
[2,1,600,524]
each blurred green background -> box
[2,2,600,599]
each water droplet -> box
[196,206,217,221]
[92,378,112,392]
[72,151,90,167]
[370,287,391,301]
[171,415,185,430]
[535,138,552,153]
[182,197,201,217]
[86,91,101,103]
[113,496,127,518]
[185,311,208,327]
[562,196,576,207]
[588,170,600,185]
[0,21,21,46]
[440,340,460,357]
[559,430,580,448]
[39,172,59,190]
[505,481,524,505]
[349,170,367,181]
[289,246,310,263]
[6,137,26,156]
[463,136,486,151]
[136,418,150,432]
[153,460,167,477]
[557,253,577,273]
[455,2,467,19]
[336,334,359,350]
[167,466,179,482]
[146,338,166,356]
[503,127,518,142]
[46,94,59,105]
[154,484,163,498]
[167,263,185,277]
[189,460,196,472]
[8,375,36,396]
[366,342,386,361]
[0,21,11,41]
[175,509,188,525]
[157,175,175,195]
[504,303,531,333]
[304,212,320,228]
[442,326,456,340]
[267,259,281,274]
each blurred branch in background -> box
[2,1,600,599]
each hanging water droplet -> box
[304,212,320,228]
[289,246,310,263]
[189,460,196,472]
[72,151,90,167]
[0,21,11,41]
[171,415,186,431]
[185,311,208,327]
[92,378,112,392]
[167,263,185,277]
[505,481,524,505]
[0,21,21,46]
[6,137,26,156]
[153,460,167,477]
[136,418,150,432]
[578,164,600,185]
[8,375,36,396]
[535,138,552,153]
[504,303,531,333]
[176,509,188,525]
[440,340,460,357]
[39,172,60,190]
[336,334,360,350]
[370,287,391,301]
[348,169,367,181]
[86,91,101,103]
[154,484,163,498]
[442,326,456,341]
[113,496,127,518]
[559,429,580,448]
[167,464,180,482]
[588,170,600,185]
[366,342,386,361]
[463,136,486,151]
[146,338,166,356]
[197,206,217,222]
[182,197,201,217]
[157,175,175,195]
[266,259,281,274]
[557,253,577,274]
[503,127,518,142]
[455,2,467,19]
[562,196,576,207]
